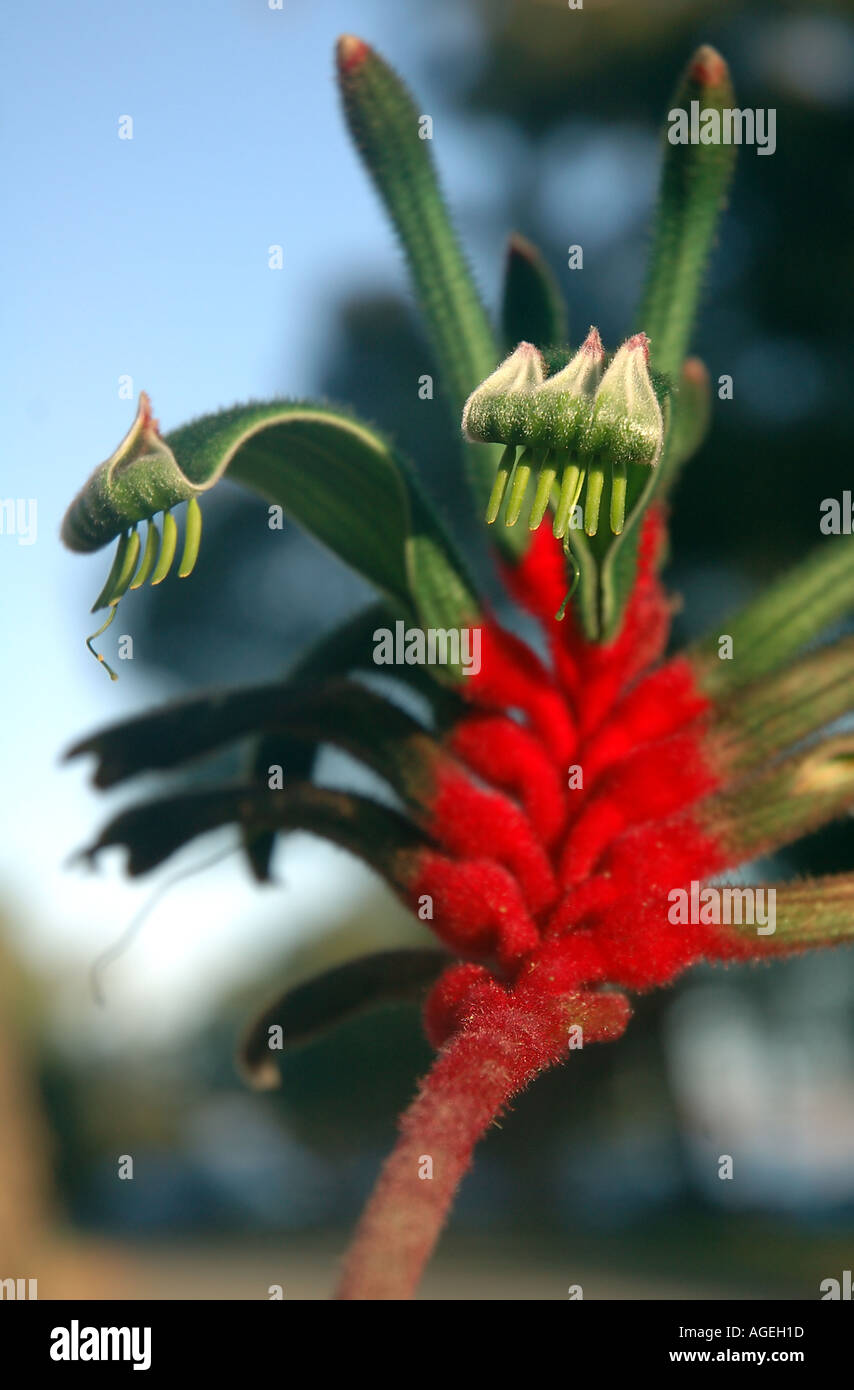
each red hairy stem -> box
[334,986,629,1300]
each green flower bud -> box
[61,393,192,555]
[467,328,665,541]
[589,332,664,470]
[536,325,604,399]
[462,341,545,446]
[530,325,605,455]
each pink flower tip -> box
[582,326,605,359]
[507,232,538,262]
[688,45,729,88]
[682,357,709,386]
[625,332,651,363]
[137,391,160,437]
[337,35,371,75]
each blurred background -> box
[1,0,853,1298]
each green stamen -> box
[553,459,585,539]
[150,511,178,586]
[178,497,203,578]
[610,459,627,535]
[584,460,606,536]
[505,447,536,526]
[529,452,557,530]
[486,445,516,524]
[130,519,161,589]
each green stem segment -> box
[555,539,580,621]
[722,876,854,949]
[691,537,854,697]
[336,37,505,531]
[713,637,854,773]
[704,734,854,862]
[768,878,854,945]
[334,990,628,1300]
[636,46,737,379]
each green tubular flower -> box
[588,333,664,471]
[466,327,663,546]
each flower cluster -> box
[60,35,854,1301]
[464,329,664,536]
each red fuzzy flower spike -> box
[336,485,854,1298]
[415,508,726,1042]
[331,41,854,1301]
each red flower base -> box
[335,509,775,1298]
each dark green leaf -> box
[80,782,432,881]
[238,948,448,1087]
[501,233,567,350]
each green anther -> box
[505,447,536,526]
[110,528,141,603]
[610,459,627,535]
[91,532,130,613]
[529,452,557,530]
[584,460,606,536]
[553,459,586,539]
[178,496,203,578]
[130,519,161,589]
[85,604,119,681]
[150,510,178,586]
[91,530,136,613]
[486,444,516,524]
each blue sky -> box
[0,0,498,1040]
